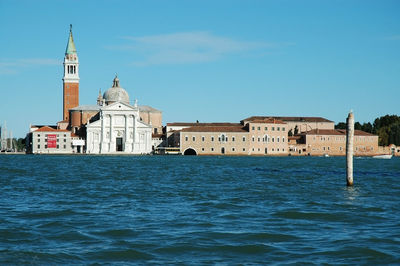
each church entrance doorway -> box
[116,137,123,152]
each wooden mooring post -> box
[346,111,354,186]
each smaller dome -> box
[103,75,130,105]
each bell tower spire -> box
[62,24,79,121]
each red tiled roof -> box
[31,125,57,129]
[35,126,70,132]
[302,129,376,136]
[242,116,333,123]
[180,126,247,133]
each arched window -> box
[220,134,226,142]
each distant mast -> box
[0,121,7,151]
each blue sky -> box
[0,0,399,138]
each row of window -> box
[37,134,68,137]
[312,136,375,142]
[184,135,286,143]
[251,126,285,132]
[37,144,67,149]
[312,146,374,151]
[37,139,67,143]
[185,135,245,142]
[251,147,285,152]
[201,147,245,152]
[252,136,285,143]
[198,147,286,153]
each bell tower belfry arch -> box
[62,24,80,121]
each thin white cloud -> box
[108,32,292,66]
[0,58,59,74]
[384,35,400,40]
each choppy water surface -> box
[0,155,399,264]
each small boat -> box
[323,154,329,157]
[372,154,392,159]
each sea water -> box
[0,155,399,264]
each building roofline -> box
[167,122,239,127]
[34,126,71,132]
[180,125,247,133]
[300,129,377,136]
[241,116,334,123]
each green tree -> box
[354,122,362,130]
[336,115,400,145]
[377,127,389,146]
[335,122,346,129]
[388,123,400,145]
[16,138,25,151]
[372,115,400,145]
[288,129,293,137]
[361,122,373,133]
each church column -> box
[125,115,128,141]
[146,131,151,152]
[100,113,105,153]
[132,115,136,151]
[124,114,128,151]
[134,116,138,143]
[109,114,113,152]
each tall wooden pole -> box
[346,111,354,186]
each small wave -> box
[87,249,153,261]
[273,210,350,222]
[17,209,80,219]
[211,243,275,254]
[90,228,139,239]
[0,249,83,264]
[243,232,300,242]
[311,246,395,264]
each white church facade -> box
[86,77,152,154]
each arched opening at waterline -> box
[184,148,197,155]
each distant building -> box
[26,26,161,154]
[175,119,288,155]
[289,129,379,156]
[29,126,72,154]
[241,116,334,134]
[168,116,379,156]
[166,122,239,147]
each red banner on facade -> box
[48,134,57,148]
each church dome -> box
[103,75,130,105]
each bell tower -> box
[62,24,79,121]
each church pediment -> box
[101,101,137,112]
